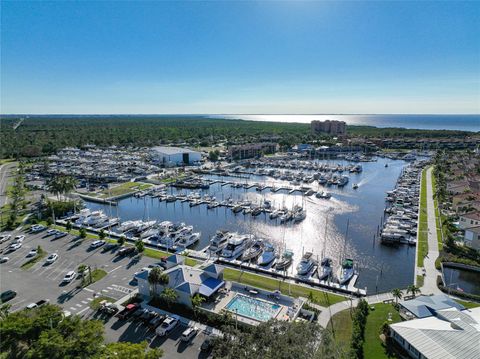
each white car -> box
[0,257,9,263]
[8,242,22,251]
[13,235,25,243]
[31,225,45,233]
[155,315,180,336]
[0,234,11,243]
[27,249,38,257]
[62,271,77,283]
[181,326,199,342]
[46,229,58,236]
[45,253,58,264]
[90,240,106,249]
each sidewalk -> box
[419,167,442,295]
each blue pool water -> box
[226,294,281,321]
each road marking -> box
[83,287,94,293]
[77,307,89,315]
[70,307,77,311]
[111,284,133,294]
[87,298,93,302]
[81,300,88,304]
[76,304,82,308]
[107,286,113,290]
[108,265,122,274]
[102,289,109,293]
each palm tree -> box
[391,288,403,304]
[46,177,62,201]
[135,239,144,254]
[407,284,421,298]
[191,293,205,319]
[160,287,178,308]
[60,175,77,201]
[148,267,164,298]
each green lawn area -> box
[416,275,424,287]
[417,167,428,267]
[21,247,47,270]
[223,268,346,306]
[81,268,107,287]
[143,247,169,259]
[455,299,480,309]
[329,303,403,358]
[0,159,14,165]
[97,182,153,199]
[431,173,443,251]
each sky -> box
[1,1,479,114]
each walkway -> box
[418,167,442,295]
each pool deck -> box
[202,282,304,326]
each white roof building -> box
[150,146,201,166]
[390,307,480,359]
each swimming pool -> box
[225,294,281,322]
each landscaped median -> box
[21,246,47,270]
[416,167,429,267]
[223,268,346,307]
[431,172,444,251]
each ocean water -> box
[209,114,480,132]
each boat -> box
[263,200,272,209]
[269,209,282,219]
[207,201,219,209]
[251,207,263,216]
[275,250,293,271]
[385,163,389,168]
[221,234,249,259]
[257,242,276,266]
[166,195,177,202]
[280,211,292,223]
[296,252,316,276]
[337,176,349,187]
[352,183,359,189]
[136,220,157,233]
[317,257,333,281]
[315,191,331,199]
[232,204,243,213]
[118,220,140,232]
[337,258,355,285]
[174,232,200,249]
[241,239,264,261]
[83,211,108,227]
[208,231,230,253]
[140,226,159,239]
[293,208,306,222]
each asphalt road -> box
[0,162,16,207]
[0,228,211,358]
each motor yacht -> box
[296,252,316,276]
[221,234,249,259]
[208,231,230,253]
[174,232,200,249]
[275,250,293,271]
[241,239,264,261]
[257,242,276,266]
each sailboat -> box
[318,214,333,281]
[337,219,355,285]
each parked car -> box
[0,256,9,263]
[181,326,199,342]
[53,231,67,239]
[200,335,215,352]
[102,243,118,252]
[132,307,148,319]
[90,240,106,249]
[62,270,77,283]
[149,314,165,329]
[45,229,58,236]
[8,242,22,251]
[13,235,25,243]
[26,299,49,309]
[141,310,156,322]
[155,315,180,336]
[0,290,17,303]
[0,234,11,243]
[99,301,119,315]
[115,303,140,319]
[27,249,38,257]
[31,224,46,233]
[116,246,136,257]
[45,253,59,264]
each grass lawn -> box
[81,268,108,287]
[89,296,115,310]
[143,247,169,259]
[431,173,443,251]
[97,182,153,199]
[416,275,424,287]
[417,167,428,267]
[455,299,480,309]
[21,247,47,270]
[223,268,346,306]
[184,257,198,267]
[0,159,14,165]
[329,303,402,358]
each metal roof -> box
[390,307,480,359]
[400,294,465,318]
[151,146,200,155]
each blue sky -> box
[1,1,479,114]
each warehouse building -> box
[150,146,201,166]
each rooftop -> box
[400,294,465,318]
[151,146,199,155]
[391,307,480,359]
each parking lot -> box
[0,227,212,358]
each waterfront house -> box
[464,226,480,251]
[458,212,480,230]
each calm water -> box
[86,157,415,293]
[443,267,480,296]
[209,114,480,132]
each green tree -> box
[391,288,403,304]
[118,235,126,247]
[160,288,178,309]
[65,221,72,232]
[191,293,205,319]
[0,303,11,320]
[135,239,145,254]
[406,284,421,298]
[99,229,106,240]
[148,266,164,298]
[79,227,87,239]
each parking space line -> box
[81,300,88,304]
[108,265,122,274]
[83,287,94,293]
[77,307,89,315]
[87,298,93,301]
[70,307,77,311]
[75,304,82,308]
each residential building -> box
[227,143,278,160]
[311,120,346,136]
[459,212,480,230]
[398,294,465,320]
[464,226,480,250]
[150,146,202,166]
[136,261,225,307]
[390,306,480,359]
